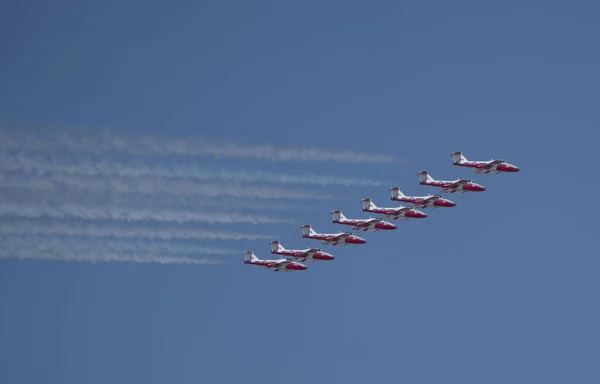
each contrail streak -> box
[0,129,405,163]
[1,187,312,213]
[0,172,333,200]
[0,219,274,240]
[0,234,237,256]
[0,247,220,265]
[0,201,291,224]
[0,153,388,187]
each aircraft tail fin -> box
[244,250,259,263]
[451,151,468,164]
[301,224,317,237]
[270,240,285,253]
[418,171,434,184]
[389,187,405,200]
[361,198,377,211]
[331,210,347,222]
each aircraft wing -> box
[332,233,351,240]
[273,259,298,270]
[361,218,383,228]
[425,195,442,202]
[488,159,506,166]
[453,179,470,186]
[304,248,321,255]
[272,260,292,271]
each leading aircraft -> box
[301,224,367,246]
[389,187,456,208]
[243,250,307,272]
[270,240,335,262]
[361,198,428,220]
[331,210,397,232]
[418,171,486,193]
[451,151,520,174]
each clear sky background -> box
[1,1,599,383]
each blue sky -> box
[1,1,599,383]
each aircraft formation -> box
[244,152,520,272]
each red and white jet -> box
[361,198,428,220]
[451,152,520,174]
[243,250,307,272]
[270,240,335,262]
[331,210,397,232]
[418,171,486,193]
[389,187,456,208]
[301,224,367,246]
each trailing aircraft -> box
[451,151,520,174]
[418,171,486,193]
[301,224,367,246]
[243,250,307,272]
[361,198,428,220]
[389,187,456,208]
[270,240,335,262]
[331,210,397,232]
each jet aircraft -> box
[301,224,367,246]
[418,171,486,193]
[361,198,428,220]
[389,187,456,208]
[331,210,397,232]
[243,250,307,272]
[451,151,520,174]
[270,240,335,262]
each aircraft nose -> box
[514,166,520,172]
[479,185,486,191]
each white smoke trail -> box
[0,201,291,224]
[0,219,274,240]
[0,153,387,187]
[0,234,237,256]
[1,187,312,213]
[0,172,333,200]
[0,129,405,164]
[0,247,220,265]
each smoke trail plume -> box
[0,233,223,264]
[0,153,388,187]
[1,172,332,200]
[0,129,405,164]
[0,234,237,256]
[0,201,291,224]
[0,218,274,240]
[0,248,220,265]
[1,187,312,213]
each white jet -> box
[361,198,428,220]
[331,210,397,232]
[451,151,520,174]
[389,187,457,208]
[243,250,307,272]
[301,224,367,246]
[270,240,335,262]
[418,171,486,193]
